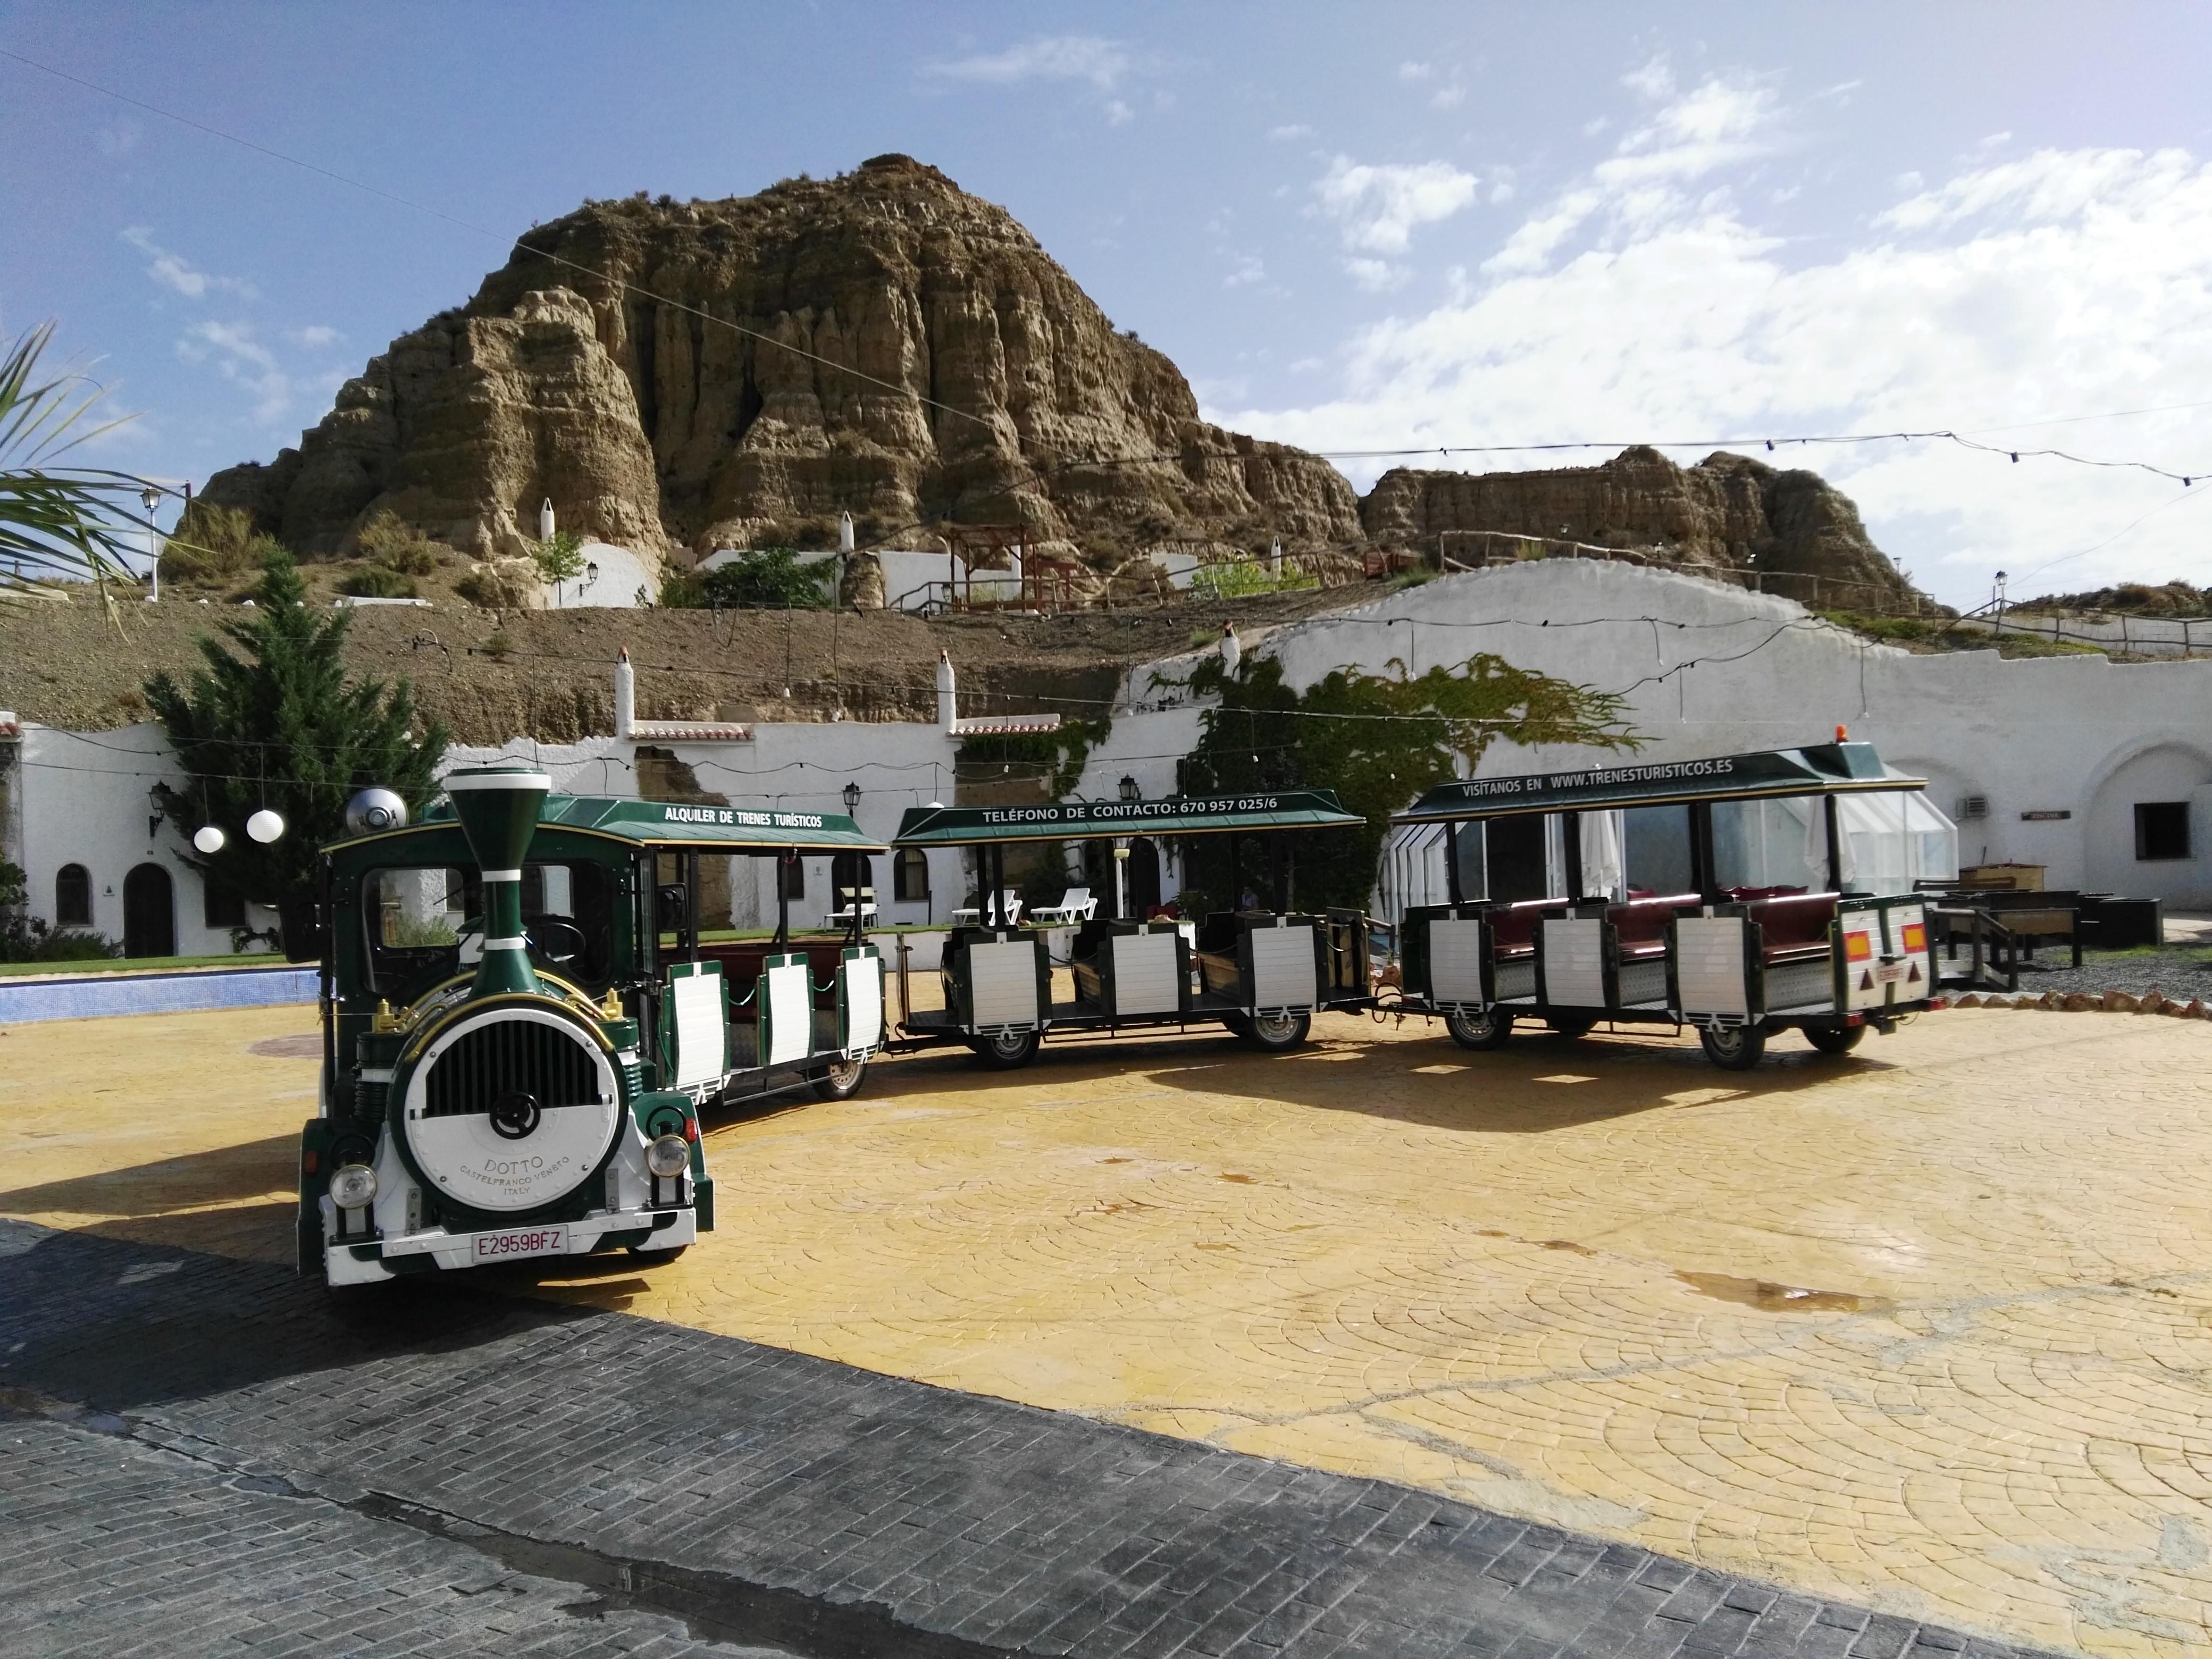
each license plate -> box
[1875,961,1905,984]
[472,1224,568,1263]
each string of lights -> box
[11,46,2211,514]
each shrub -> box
[484,629,515,661]
[530,528,586,588]
[1190,558,1317,601]
[455,557,538,609]
[338,566,418,599]
[354,509,445,575]
[657,568,707,609]
[161,501,280,584]
[700,548,832,609]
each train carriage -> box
[298,764,888,1288]
[892,790,1375,1066]
[1390,738,1954,1068]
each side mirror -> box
[655,883,689,932]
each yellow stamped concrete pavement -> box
[4,1002,2211,1655]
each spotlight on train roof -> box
[345,787,408,836]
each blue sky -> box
[6,1,2212,608]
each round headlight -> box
[330,1162,378,1210]
[646,1134,689,1179]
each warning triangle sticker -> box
[1859,970,1874,990]
[1908,961,1922,983]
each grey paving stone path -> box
[0,1219,2059,1659]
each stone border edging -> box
[1950,987,2209,1016]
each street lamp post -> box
[140,484,163,601]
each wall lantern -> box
[1118,774,1140,803]
[246,808,287,844]
[146,784,166,840]
[841,780,862,817]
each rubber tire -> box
[1242,1011,1312,1052]
[1804,1024,1866,1055]
[972,1028,1041,1070]
[1547,1015,1599,1040]
[1444,1007,1515,1051]
[811,1056,869,1100]
[1699,1025,1767,1070]
[1219,1012,1253,1038]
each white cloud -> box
[96,119,141,156]
[1216,78,2212,607]
[1398,61,1434,81]
[175,320,291,424]
[288,325,342,348]
[121,227,257,300]
[1313,156,1480,255]
[1344,257,1406,292]
[1224,254,1266,288]
[1621,54,1674,101]
[1104,98,1133,126]
[1269,123,1312,142]
[1431,85,1466,110]
[923,35,1129,90]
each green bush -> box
[656,568,707,609]
[1189,558,1317,601]
[699,548,832,609]
[338,565,419,599]
[355,509,445,575]
[160,501,281,584]
[530,529,586,587]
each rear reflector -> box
[303,1149,319,1175]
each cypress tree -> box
[145,547,448,938]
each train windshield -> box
[361,860,618,993]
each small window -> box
[893,848,930,902]
[203,882,246,928]
[2135,801,2191,861]
[54,864,91,927]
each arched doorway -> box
[123,864,175,958]
[1127,837,1162,916]
[2087,742,2212,903]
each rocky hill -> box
[199,158,1928,612]
[1361,446,1925,611]
[200,155,1362,574]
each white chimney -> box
[936,649,958,732]
[839,511,855,554]
[1219,622,1241,676]
[1268,537,1282,576]
[615,648,635,741]
[538,498,555,540]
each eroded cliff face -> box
[1360,446,1922,608]
[203,155,1361,568]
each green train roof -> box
[894,789,1362,846]
[1395,742,1924,823]
[336,793,884,857]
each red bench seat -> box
[1745,893,1838,963]
[1605,893,1699,960]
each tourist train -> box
[891,790,1377,1065]
[1389,736,1952,1067]
[297,763,887,1288]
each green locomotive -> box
[298,763,887,1288]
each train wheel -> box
[1445,1007,1515,1051]
[1803,1024,1866,1055]
[1699,1025,1767,1070]
[1547,1015,1599,1040]
[973,1028,1040,1069]
[811,1056,869,1100]
[1243,1011,1311,1052]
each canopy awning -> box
[409,794,885,854]
[894,789,1363,847]
[1394,742,1924,824]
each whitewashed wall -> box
[1078,559,2212,908]
[12,724,278,956]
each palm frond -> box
[0,320,150,615]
